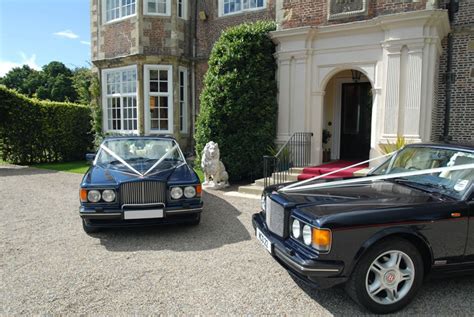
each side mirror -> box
[86,153,96,164]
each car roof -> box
[103,135,176,141]
[405,142,474,152]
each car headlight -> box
[87,190,101,203]
[184,186,196,198]
[170,187,183,200]
[102,189,116,202]
[302,225,312,246]
[261,194,266,211]
[292,219,301,239]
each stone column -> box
[276,55,291,142]
[381,43,402,138]
[310,91,325,165]
[402,42,424,140]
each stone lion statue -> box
[201,141,229,188]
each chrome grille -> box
[120,181,166,205]
[265,196,286,238]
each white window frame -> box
[178,67,188,133]
[102,0,137,24]
[219,0,266,17]
[144,65,174,134]
[101,65,139,134]
[144,0,171,16]
[177,0,188,19]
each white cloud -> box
[0,52,40,76]
[80,41,91,46]
[54,29,79,39]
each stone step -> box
[237,184,264,196]
[290,167,305,173]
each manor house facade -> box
[91,0,473,164]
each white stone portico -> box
[271,10,450,166]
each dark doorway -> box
[340,82,372,160]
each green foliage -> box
[89,74,103,149]
[0,86,93,164]
[0,65,41,96]
[194,21,277,181]
[379,135,408,155]
[72,67,94,104]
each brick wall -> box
[280,0,428,29]
[196,0,275,58]
[433,0,474,143]
[102,19,137,58]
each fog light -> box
[302,225,312,246]
[170,187,183,200]
[87,190,101,203]
[184,186,196,198]
[292,219,301,239]
[102,189,116,202]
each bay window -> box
[179,67,188,133]
[104,0,136,23]
[102,66,138,132]
[145,0,170,15]
[177,0,187,19]
[221,0,265,16]
[144,65,173,134]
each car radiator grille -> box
[265,196,287,238]
[120,181,166,206]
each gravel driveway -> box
[1,164,474,315]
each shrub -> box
[0,86,93,164]
[194,21,278,181]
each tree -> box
[72,67,94,104]
[194,21,278,181]
[1,65,43,97]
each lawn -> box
[33,161,90,174]
[32,160,205,182]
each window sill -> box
[103,14,137,26]
[218,7,267,19]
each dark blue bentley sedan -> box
[79,136,202,233]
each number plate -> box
[256,228,272,254]
[124,209,164,220]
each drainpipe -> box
[443,0,459,142]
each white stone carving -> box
[201,141,229,189]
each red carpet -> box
[297,160,368,181]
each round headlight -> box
[87,190,101,203]
[302,225,312,246]
[261,195,266,211]
[292,219,301,239]
[184,186,196,198]
[170,187,183,200]
[102,189,116,202]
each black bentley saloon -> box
[253,143,474,314]
[79,136,202,233]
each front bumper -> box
[252,212,346,289]
[80,203,203,227]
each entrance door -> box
[340,82,372,160]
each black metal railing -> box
[263,132,313,188]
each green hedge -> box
[195,21,278,181]
[0,86,93,164]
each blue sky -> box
[0,0,91,76]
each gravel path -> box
[1,164,474,315]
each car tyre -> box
[345,238,424,314]
[82,219,100,234]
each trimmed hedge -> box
[194,21,278,181]
[0,86,93,164]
